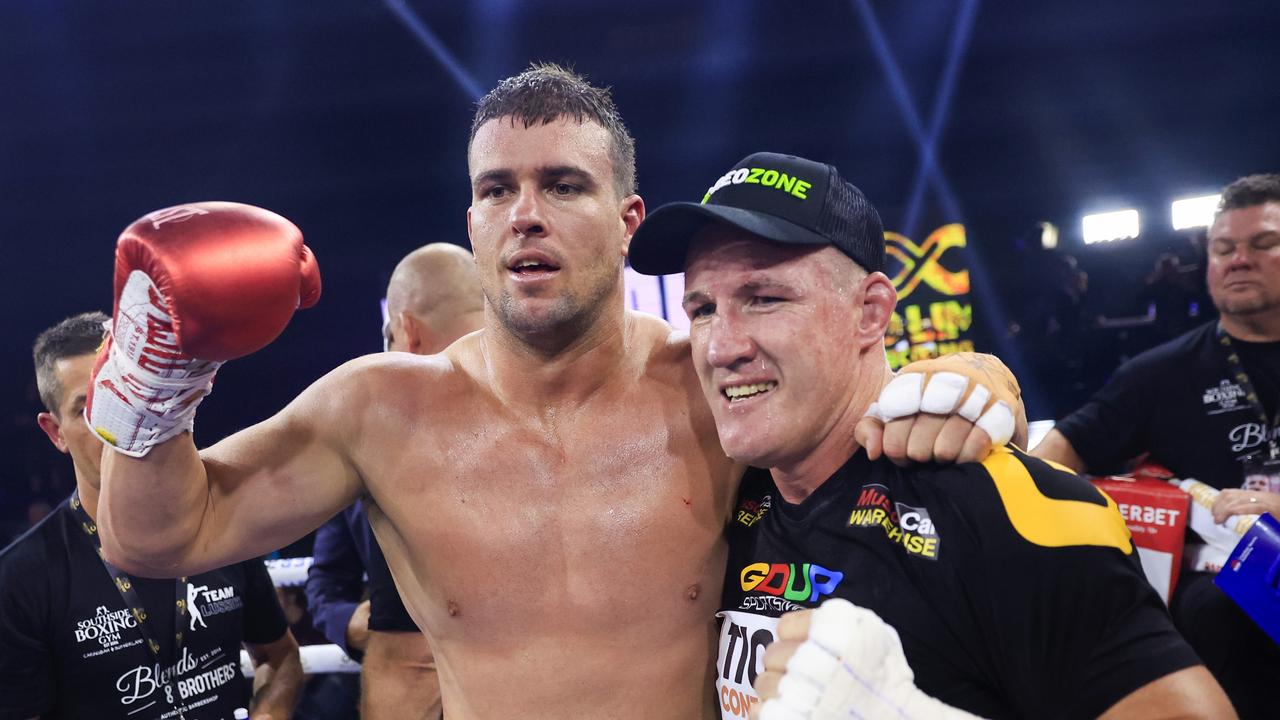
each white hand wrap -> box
[867,371,1016,447]
[759,599,984,720]
[87,270,221,457]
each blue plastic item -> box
[1216,513,1280,645]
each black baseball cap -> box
[628,151,884,276]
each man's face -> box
[1206,201,1280,317]
[682,226,863,468]
[466,116,642,338]
[36,352,104,484]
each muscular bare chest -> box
[365,385,736,647]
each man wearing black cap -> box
[629,152,1234,720]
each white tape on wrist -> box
[88,270,221,457]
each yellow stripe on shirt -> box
[980,447,1133,553]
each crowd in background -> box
[1005,235,1211,421]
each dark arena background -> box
[2,0,1278,571]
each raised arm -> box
[99,364,368,577]
[89,201,360,577]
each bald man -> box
[382,243,485,355]
[308,243,483,719]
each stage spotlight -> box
[1171,193,1221,231]
[1082,209,1139,244]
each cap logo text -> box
[702,167,812,204]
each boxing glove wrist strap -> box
[87,270,222,457]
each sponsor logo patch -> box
[1229,422,1280,454]
[738,562,844,603]
[113,646,238,713]
[1203,379,1249,415]
[734,495,771,527]
[702,167,814,204]
[73,605,138,650]
[847,483,941,560]
[187,582,242,632]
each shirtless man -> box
[90,65,1013,719]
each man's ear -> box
[619,194,646,258]
[398,311,437,355]
[856,272,898,351]
[36,412,69,454]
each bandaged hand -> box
[857,353,1027,465]
[752,599,982,720]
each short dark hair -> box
[468,62,637,197]
[1219,173,1280,214]
[33,311,108,414]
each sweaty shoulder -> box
[292,347,476,445]
[629,310,695,378]
[930,448,1134,554]
[349,348,464,385]
[326,346,471,400]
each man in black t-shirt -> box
[0,312,302,720]
[1035,174,1280,719]
[628,152,1233,719]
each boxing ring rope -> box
[239,557,362,676]
[264,556,315,587]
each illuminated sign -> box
[623,223,973,367]
[884,223,973,369]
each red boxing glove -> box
[87,202,321,456]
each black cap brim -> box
[628,202,834,276]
